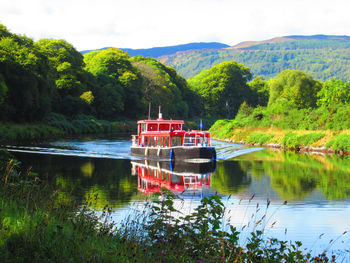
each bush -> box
[282,132,325,149]
[326,134,350,152]
[246,133,275,145]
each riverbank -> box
[209,123,350,155]
[0,114,135,143]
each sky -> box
[1,0,350,51]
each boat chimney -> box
[158,105,163,120]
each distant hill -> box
[80,42,230,58]
[160,35,350,81]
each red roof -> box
[137,119,184,124]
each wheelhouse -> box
[131,118,212,148]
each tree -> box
[130,56,192,119]
[268,69,322,109]
[84,48,144,119]
[188,61,252,118]
[0,29,54,121]
[317,78,350,107]
[35,39,89,115]
[248,76,269,107]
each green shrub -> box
[326,134,350,152]
[282,132,325,149]
[246,133,275,145]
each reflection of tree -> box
[211,161,250,194]
[15,153,140,208]
[237,150,350,200]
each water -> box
[4,136,350,258]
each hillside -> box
[160,35,350,81]
[81,42,229,57]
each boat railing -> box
[132,135,138,146]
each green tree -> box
[188,61,252,118]
[268,69,322,110]
[248,76,269,107]
[0,27,53,121]
[84,48,144,119]
[130,56,192,118]
[35,39,90,116]
[317,78,350,107]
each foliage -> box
[84,48,144,119]
[130,56,200,118]
[0,115,135,142]
[246,133,275,145]
[268,69,322,109]
[317,78,350,107]
[0,24,199,125]
[188,61,253,118]
[0,28,54,121]
[248,76,269,106]
[211,102,350,133]
[281,132,325,149]
[326,134,350,153]
[80,91,94,105]
[163,37,350,81]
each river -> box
[3,135,350,259]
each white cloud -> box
[0,0,350,50]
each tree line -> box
[0,24,200,123]
[1,23,349,126]
[163,39,350,81]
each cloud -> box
[0,0,349,50]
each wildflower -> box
[221,257,225,261]
[161,251,165,255]
[133,242,137,247]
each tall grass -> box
[210,104,350,152]
[212,104,350,132]
[281,132,325,149]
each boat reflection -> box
[131,160,216,195]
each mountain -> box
[160,35,350,81]
[80,42,230,57]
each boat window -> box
[165,136,169,147]
[148,124,158,131]
[142,124,147,132]
[183,135,196,146]
[171,136,182,146]
[171,124,180,131]
[159,124,170,131]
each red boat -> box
[131,106,216,161]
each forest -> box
[1,24,350,144]
[163,37,350,81]
[0,24,200,127]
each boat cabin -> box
[131,108,211,148]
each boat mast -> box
[148,102,151,120]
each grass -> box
[209,103,350,153]
[210,123,350,153]
[0,151,344,262]
[326,134,350,153]
[0,113,136,142]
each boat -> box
[131,106,216,161]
